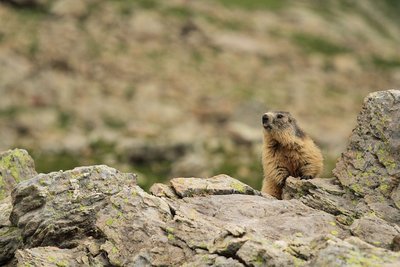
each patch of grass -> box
[215,0,288,10]
[103,116,126,129]
[371,56,400,70]
[191,50,204,64]
[381,0,400,24]
[162,6,192,19]
[57,111,73,129]
[203,15,248,31]
[90,140,115,157]
[110,0,159,14]
[28,35,40,58]
[292,33,351,56]
[124,86,136,99]
[0,107,21,117]
[135,161,172,191]
[323,154,338,177]
[32,151,80,174]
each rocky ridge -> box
[0,90,400,266]
[1,0,400,190]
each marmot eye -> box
[277,114,284,119]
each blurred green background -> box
[0,0,399,190]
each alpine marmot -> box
[261,111,323,199]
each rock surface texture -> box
[1,90,400,266]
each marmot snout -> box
[261,111,323,199]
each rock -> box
[0,149,37,201]
[212,33,269,55]
[50,0,88,18]
[164,194,348,266]
[311,236,400,267]
[130,11,165,39]
[149,183,178,199]
[0,226,22,265]
[282,177,357,222]
[0,197,22,264]
[2,94,400,267]
[15,247,95,266]
[284,90,400,227]
[333,90,400,223]
[10,165,137,248]
[349,216,400,249]
[0,197,12,227]
[170,174,261,197]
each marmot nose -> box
[262,114,269,124]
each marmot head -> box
[262,111,305,141]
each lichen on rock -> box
[2,90,400,266]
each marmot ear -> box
[288,118,292,123]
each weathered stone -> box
[15,247,93,267]
[164,194,348,266]
[0,197,12,227]
[10,165,136,248]
[170,174,260,197]
[50,0,88,18]
[182,254,244,267]
[350,216,400,249]
[311,236,400,267]
[149,183,178,199]
[333,90,400,223]
[95,186,190,266]
[0,226,22,265]
[0,149,37,201]
[282,177,358,220]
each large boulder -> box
[334,90,400,223]
[0,149,37,264]
[9,169,354,266]
[0,149,37,201]
[2,90,400,266]
[283,90,400,250]
[10,165,137,248]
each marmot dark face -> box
[262,111,305,139]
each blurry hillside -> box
[0,0,399,190]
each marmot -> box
[261,111,323,199]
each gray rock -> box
[0,197,12,227]
[350,216,400,249]
[311,236,400,267]
[0,226,22,265]
[170,174,261,197]
[50,0,88,18]
[333,90,400,223]
[15,246,94,267]
[282,177,358,223]
[10,165,136,248]
[284,90,400,227]
[0,149,37,201]
[149,183,178,199]
[3,90,400,267]
[0,149,36,264]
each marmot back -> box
[261,111,323,199]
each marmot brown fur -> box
[261,111,323,199]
